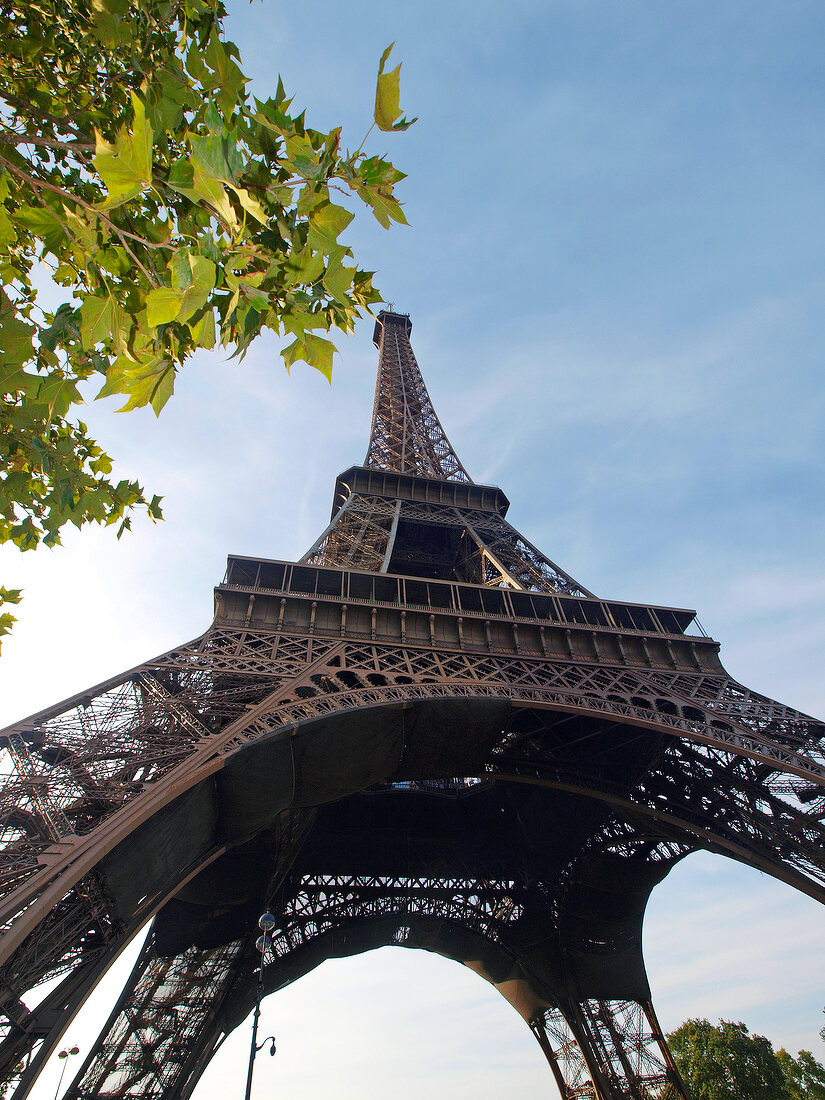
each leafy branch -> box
[0,0,415,648]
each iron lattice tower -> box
[0,310,824,1100]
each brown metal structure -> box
[0,310,823,1099]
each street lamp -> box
[53,1046,79,1100]
[243,913,277,1100]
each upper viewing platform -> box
[330,466,510,520]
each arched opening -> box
[195,948,550,1099]
[643,851,825,1053]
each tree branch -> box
[0,132,94,152]
[0,91,86,137]
[0,154,163,286]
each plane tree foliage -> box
[777,1049,825,1100]
[665,1017,825,1100]
[0,0,414,646]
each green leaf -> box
[242,284,269,312]
[282,310,329,337]
[285,248,325,285]
[189,132,238,185]
[97,355,176,414]
[150,69,195,131]
[61,206,97,258]
[230,185,268,224]
[0,300,35,371]
[359,155,406,188]
[39,304,79,352]
[52,263,78,285]
[14,205,67,255]
[91,0,129,15]
[308,203,354,251]
[94,91,154,209]
[98,246,132,277]
[0,611,18,652]
[323,261,356,303]
[185,42,206,83]
[189,308,216,349]
[148,363,175,414]
[284,134,324,179]
[168,147,239,229]
[145,287,182,326]
[170,247,194,292]
[359,185,409,229]
[80,294,126,348]
[0,205,14,248]
[89,8,130,47]
[0,9,415,599]
[374,43,418,132]
[203,29,246,112]
[33,374,82,418]
[282,332,336,381]
[178,254,216,323]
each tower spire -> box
[364,310,472,482]
[301,309,592,593]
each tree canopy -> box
[777,1049,825,1100]
[666,1017,825,1100]
[0,0,414,646]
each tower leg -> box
[530,1007,597,1097]
[574,998,691,1099]
[531,1000,691,1099]
[60,932,249,1100]
[2,950,114,1100]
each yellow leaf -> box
[374,44,417,132]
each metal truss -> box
[0,627,822,1038]
[28,808,313,1100]
[0,627,822,1051]
[531,999,688,1099]
[0,309,823,1099]
[302,494,593,597]
[364,312,471,481]
[63,933,246,1100]
[266,873,525,960]
[532,1006,598,1098]
[60,806,693,1100]
[3,630,819,900]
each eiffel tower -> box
[1,309,823,1100]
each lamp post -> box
[53,1046,79,1100]
[243,913,277,1100]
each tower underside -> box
[0,311,823,1100]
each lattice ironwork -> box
[65,934,245,1100]
[580,999,687,1099]
[364,312,471,481]
[266,873,525,960]
[302,495,593,596]
[0,308,822,1100]
[532,1008,598,1098]
[531,1000,689,1100]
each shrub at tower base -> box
[664,1018,825,1099]
[0,0,415,644]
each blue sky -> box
[3,1,825,1095]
